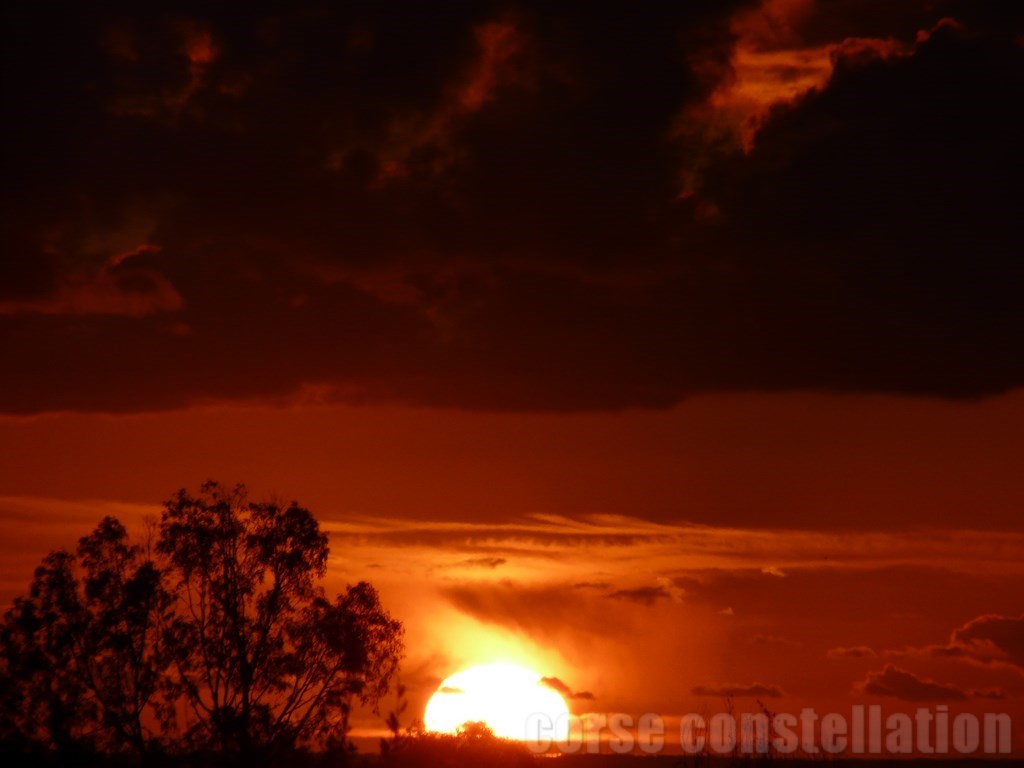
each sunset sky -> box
[2,0,1022,756]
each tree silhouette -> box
[1,551,95,757]
[157,481,403,757]
[0,518,172,757]
[0,481,404,763]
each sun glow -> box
[423,663,571,741]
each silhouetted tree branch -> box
[157,481,403,757]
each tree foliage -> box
[1,518,173,756]
[158,481,403,755]
[0,481,403,762]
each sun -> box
[423,662,571,741]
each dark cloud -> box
[606,585,671,606]
[743,0,1023,50]
[952,614,1024,671]
[887,614,1024,672]
[540,676,595,701]
[2,1,1022,413]
[692,682,784,698]
[858,664,968,701]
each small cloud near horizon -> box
[541,676,596,701]
[857,664,968,701]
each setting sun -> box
[424,663,571,741]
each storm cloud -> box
[2,0,1022,414]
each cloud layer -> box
[2,1,1022,413]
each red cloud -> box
[370,18,529,186]
[458,21,522,111]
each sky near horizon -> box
[2,0,1022,755]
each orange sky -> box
[2,391,1022,752]
[2,0,1023,757]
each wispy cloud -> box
[321,513,1024,581]
[826,645,877,660]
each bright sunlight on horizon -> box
[423,663,571,741]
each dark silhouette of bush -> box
[0,481,403,764]
[382,721,536,768]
